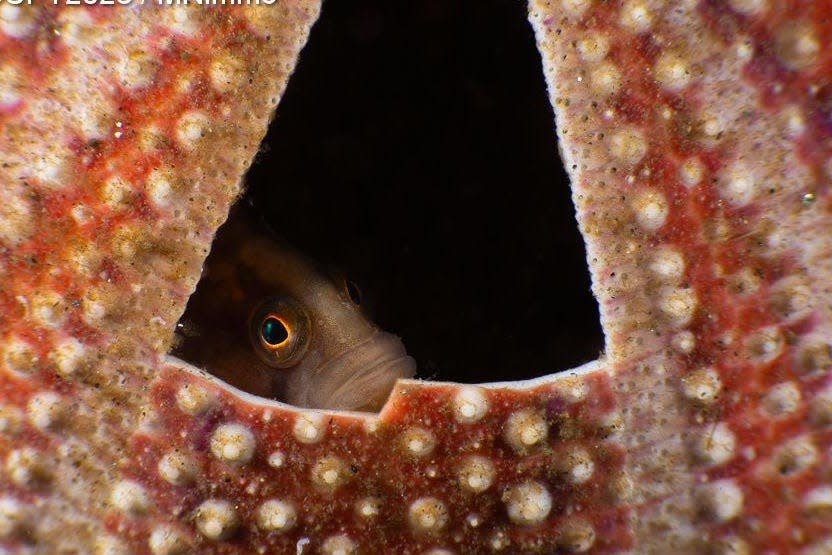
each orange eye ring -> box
[259,313,291,349]
[248,297,310,368]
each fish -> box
[0,1,829,554]
[172,205,416,412]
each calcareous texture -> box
[0,3,322,552]
[530,0,832,552]
[0,1,830,554]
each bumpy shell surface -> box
[0,1,830,554]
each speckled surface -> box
[0,3,322,552]
[531,0,832,552]
[1,1,831,554]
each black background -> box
[244,0,602,383]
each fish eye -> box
[344,278,362,305]
[260,315,290,347]
[249,297,310,368]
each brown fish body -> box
[173,208,416,412]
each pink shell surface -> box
[0,1,830,554]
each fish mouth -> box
[291,331,417,412]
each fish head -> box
[173,208,416,411]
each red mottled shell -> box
[0,3,321,552]
[0,1,830,554]
[531,0,832,552]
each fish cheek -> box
[217,356,278,399]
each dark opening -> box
[344,279,363,306]
[244,0,603,383]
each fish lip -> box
[300,330,417,411]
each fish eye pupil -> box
[261,316,289,346]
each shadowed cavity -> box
[173,0,603,411]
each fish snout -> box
[288,331,416,412]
